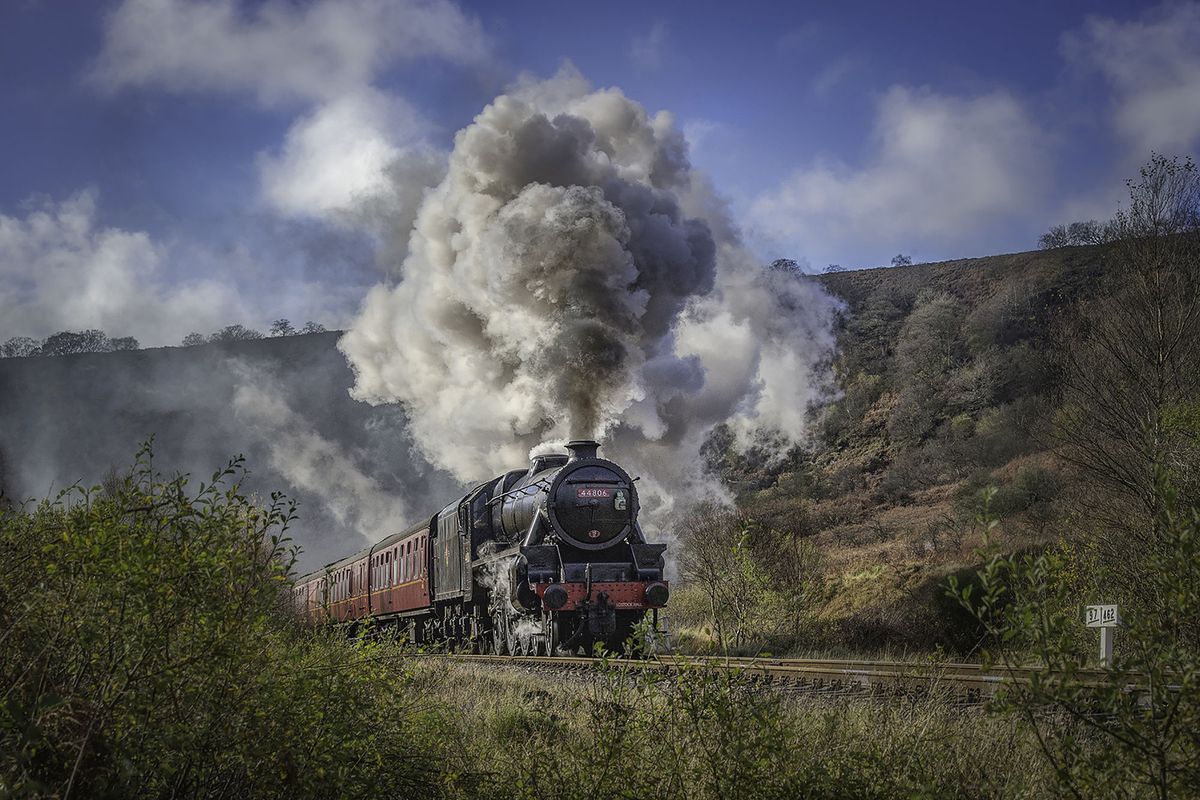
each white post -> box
[1085,604,1120,668]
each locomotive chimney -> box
[565,439,600,461]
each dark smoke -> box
[340,68,840,522]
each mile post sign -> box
[1085,604,1120,666]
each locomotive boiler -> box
[293,440,669,655]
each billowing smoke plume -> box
[340,68,839,520]
[230,366,408,543]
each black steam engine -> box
[294,440,669,655]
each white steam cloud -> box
[231,369,408,544]
[339,68,839,522]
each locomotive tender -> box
[293,440,669,654]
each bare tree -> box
[181,333,205,347]
[677,505,789,653]
[1040,219,1113,249]
[300,321,327,334]
[1066,219,1105,245]
[1038,224,1071,249]
[1053,154,1200,603]
[269,319,295,337]
[891,253,913,267]
[208,325,264,342]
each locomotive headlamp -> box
[543,584,569,610]
[644,582,669,607]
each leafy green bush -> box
[0,446,443,798]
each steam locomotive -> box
[292,440,669,654]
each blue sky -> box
[1,0,1196,346]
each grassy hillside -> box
[693,245,1110,654]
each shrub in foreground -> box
[0,447,442,798]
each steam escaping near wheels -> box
[339,66,840,524]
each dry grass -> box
[412,659,1059,799]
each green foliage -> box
[0,445,442,798]
[956,466,1061,521]
[950,479,1200,799]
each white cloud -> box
[630,21,668,70]
[1063,2,1200,160]
[0,191,250,344]
[0,191,365,346]
[748,86,1048,266]
[91,0,488,228]
[257,89,432,221]
[90,0,490,104]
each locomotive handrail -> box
[486,477,552,507]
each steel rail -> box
[420,652,1133,698]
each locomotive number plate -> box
[576,487,612,498]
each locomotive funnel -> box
[565,440,600,461]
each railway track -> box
[422,652,1123,702]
